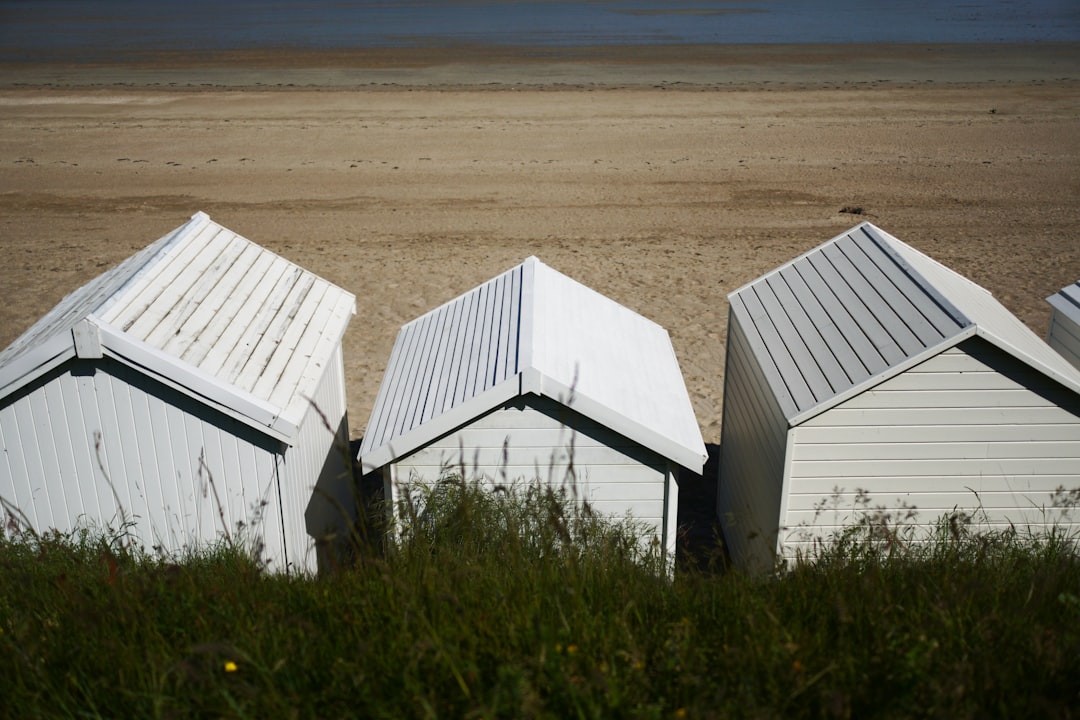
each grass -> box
[1,479,1079,719]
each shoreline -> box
[2,42,1079,89]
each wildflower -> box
[792,659,804,673]
[224,661,238,673]
[566,644,578,655]
[675,709,687,718]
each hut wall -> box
[781,338,1080,559]
[279,343,353,574]
[0,357,288,564]
[717,309,792,573]
[389,394,678,555]
[1048,306,1080,371]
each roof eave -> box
[358,376,524,474]
[973,326,1080,398]
[0,332,77,403]
[787,326,979,427]
[96,322,299,445]
[1047,292,1080,323]
[360,367,707,476]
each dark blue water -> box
[1,0,1078,63]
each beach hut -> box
[358,256,707,559]
[1047,280,1080,371]
[0,212,356,574]
[718,222,1080,572]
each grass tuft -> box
[1,482,1078,717]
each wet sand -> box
[2,44,1079,442]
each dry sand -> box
[2,45,1079,443]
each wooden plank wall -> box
[716,310,791,573]
[0,359,288,566]
[392,394,673,552]
[1048,307,1080,372]
[782,339,1080,558]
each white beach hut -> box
[718,222,1080,572]
[358,256,707,559]
[0,212,356,574]
[1047,280,1080,371]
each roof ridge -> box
[859,224,973,330]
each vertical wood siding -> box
[0,359,288,566]
[392,394,676,556]
[717,310,791,572]
[782,339,1080,559]
[362,263,523,456]
[278,344,352,574]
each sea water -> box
[1,0,1078,63]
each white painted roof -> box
[359,257,707,473]
[731,222,1080,426]
[0,212,355,443]
[1048,280,1080,325]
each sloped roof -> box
[1048,279,1080,326]
[359,256,707,473]
[730,222,1080,427]
[0,212,355,443]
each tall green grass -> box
[1,479,1078,718]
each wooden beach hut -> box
[358,256,707,559]
[0,212,356,574]
[1047,279,1080,371]
[718,222,1080,572]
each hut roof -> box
[0,212,355,443]
[730,222,1080,426]
[359,256,707,474]
[1048,279,1080,325]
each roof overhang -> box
[360,367,707,476]
[0,317,299,445]
[786,327,978,427]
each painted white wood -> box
[1047,304,1080,371]
[722,224,1080,571]
[42,378,83,528]
[191,249,291,376]
[793,440,1080,461]
[797,424,1080,444]
[716,312,791,572]
[360,256,706,476]
[886,229,1080,396]
[784,489,1076,513]
[162,241,262,363]
[801,405,1073,427]
[0,209,353,575]
[72,320,103,359]
[277,343,352,575]
[0,333,76,403]
[779,340,1080,560]
[391,395,676,557]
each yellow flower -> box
[674,709,687,719]
[224,661,238,673]
[566,644,578,655]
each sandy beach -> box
[2,45,1079,443]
